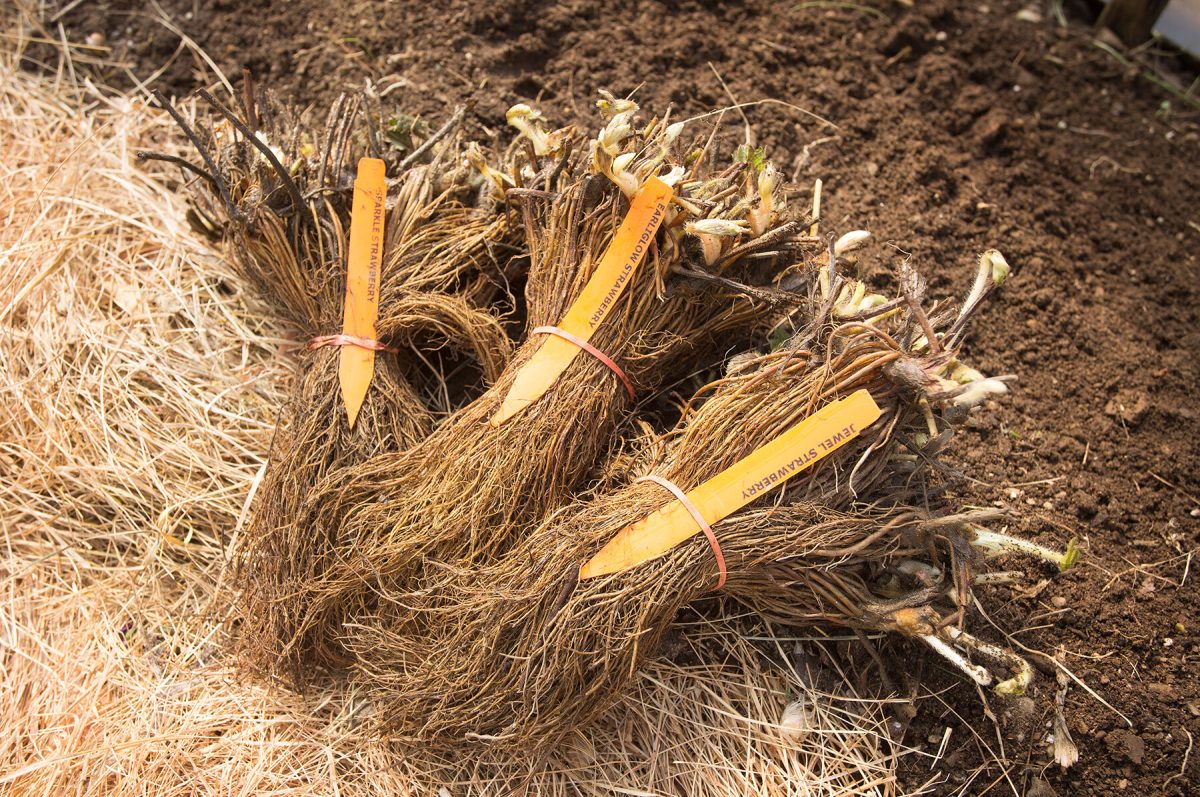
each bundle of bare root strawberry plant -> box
[186,89,1082,774]
[149,87,523,682]
[144,81,1079,779]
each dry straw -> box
[2,560,902,796]
[284,99,819,675]
[0,20,907,797]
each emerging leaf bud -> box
[598,110,636,156]
[663,121,686,146]
[596,89,638,118]
[748,162,780,236]
[506,103,553,156]
[684,218,749,237]
[834,230,872,257]
[980,249,1010,286]
[609,151,640,196]
[660,165,686,187]
[949,362,984,384]
[950,377,1009,408]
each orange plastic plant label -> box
[491,177,673,425]
[579,389,883,579]
[340,158,387,429]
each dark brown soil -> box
[43,0,1200,793]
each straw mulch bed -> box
[0,36,906,797]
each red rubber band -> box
[308,333,398,354]
[532,325,635,402]
[635,475,727,591]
